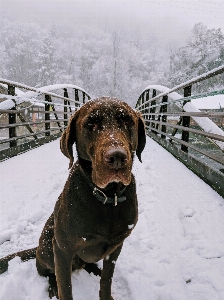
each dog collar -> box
[92,186,127,206]
[79,161,127,206]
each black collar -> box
[79,159,127,206]
[92,184,127,206]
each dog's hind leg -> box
[72,254,101,276]
[48,273,59,299]
[36,257,58,299]
[84,263,101,276]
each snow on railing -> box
[0,79,91,161]
[136,66,224,196]
[137,85,224,151]
[137,65,224,110]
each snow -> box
[140,84,224,110]
[192,94,224,109]
[34,84,89,95]
[143,65,224,103]
[0,83,25,97]
[0,99,15,110]
[141,84,182,101]
[20,84,90,101]
[138,84,224,150]
[0,137,224,300]
[0,79,90,107]
[184,102,224,150]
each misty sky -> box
[1,0,224,45]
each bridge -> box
[0,66,224,299]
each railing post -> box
[8,85,17,147]
[45,94,51,137]
[145,90,149,125]
[75,89,79,110]
[141,92,145,116]
[161,95,168,139]
[64,88,68,127]
[151,89,157,133]
[82,91,86,104]
[181,85,192,152]
[136,96,141,109]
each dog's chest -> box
[74,201,135,243]
[76,206,136,263]
[81,203,136,239]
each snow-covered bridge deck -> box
[0,137,224,300]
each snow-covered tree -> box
[167,23,224,92]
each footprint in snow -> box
[113,267,134,300]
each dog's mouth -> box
[89,139,133,189]
[92,167,132,189]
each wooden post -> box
[64,89,68,127]
[8,85,17,147]
[45,94,51,137]
[181,85,192,152]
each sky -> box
[1,0,224,45]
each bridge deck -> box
[0,137,224,300]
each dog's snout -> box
[104,148,127,169]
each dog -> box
[0,97,146,300]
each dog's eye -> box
[86,123,99,131]
[124,117,134,126]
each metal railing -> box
[0,79,91,160]
[136,65,224,196]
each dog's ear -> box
[60,111,79,169]
[136,114,146,163]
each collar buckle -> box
[93,187,108,204]
[92,184,126,205]
[114,193,118,206]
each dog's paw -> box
[48,286,59,299]
[48,274,59,299]
[99,293,114,300]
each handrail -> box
[137,65,224,110]
[0,79,90,102]
[135,65,224,196]
[0,79,91,160]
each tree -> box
[167,23,224,92]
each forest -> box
[1,20,224,106]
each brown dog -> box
[0,97,146,300]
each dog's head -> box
[60,97,146,188]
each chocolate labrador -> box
[0,97,146,300]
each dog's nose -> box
[104,148,127,169]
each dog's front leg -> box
[53,237,73,300]
[99,243,123,300]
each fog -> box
[1,0,224,46]
[1,0,224,103]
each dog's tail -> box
[0,247,37,274]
